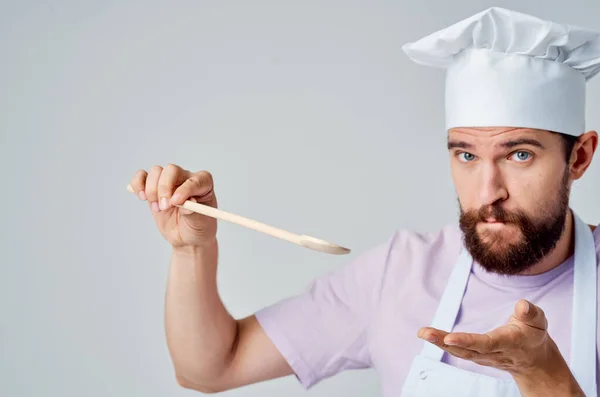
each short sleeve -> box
[254,232,395,389]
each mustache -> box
[461,205,526,224]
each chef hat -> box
[402,7,600,136]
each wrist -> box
[511,339,584,397]
[172,237,218,255]
[171,239,219,269]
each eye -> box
[458,152,476,162]
[510,151,532,162]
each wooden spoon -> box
[126,185,350,255]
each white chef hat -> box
[402,7,600,136]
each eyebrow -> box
[499,138,545,149]
[447,138,545,150]
[447,140,473,150]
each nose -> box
[477,162,508,207]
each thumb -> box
[179,196,197,216]
[514,299,548,330]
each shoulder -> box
[388,223,463,259]
[344,223,462,266]
[324,224,465,296]
[379,223,464,281]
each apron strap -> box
[570,211,597,397]
[421,246,473,361]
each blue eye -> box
[458,152,476,162]
[512,151,531,162]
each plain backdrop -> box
[1,1,599,396]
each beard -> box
[458,169,571,275]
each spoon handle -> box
[127,184,301,246]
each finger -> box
[444,325,521,353]
[171,171,215,207]
[418,327,449,344]
[157,164,190,211]
[443,332,495,353]
[130,169,148,200]
[418,328,494,362]
[438,343,487,361]
[145,165,163,213]
[514,299,547,330]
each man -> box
[128,7,600,397]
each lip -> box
[483,218,501,223]
[479,219,506,227]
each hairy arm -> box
[165,241,293,393]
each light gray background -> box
[1,1,599,396]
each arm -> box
[128,166,295,392]
[166,232,394,392]
[165,241,294,393]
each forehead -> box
[447,127,554,147]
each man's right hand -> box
[129,164,218,248]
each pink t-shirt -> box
[255,222,600,396]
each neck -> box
[519,210,575,276]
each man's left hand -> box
[418,299,549,375]
[418,299,586,396]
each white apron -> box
[400,211,598,396]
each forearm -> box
[512,339,585,397]
[164,239,238,387]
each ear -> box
[570,130,598,180]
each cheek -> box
[505,169,559,208]
[450,166,476,203]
